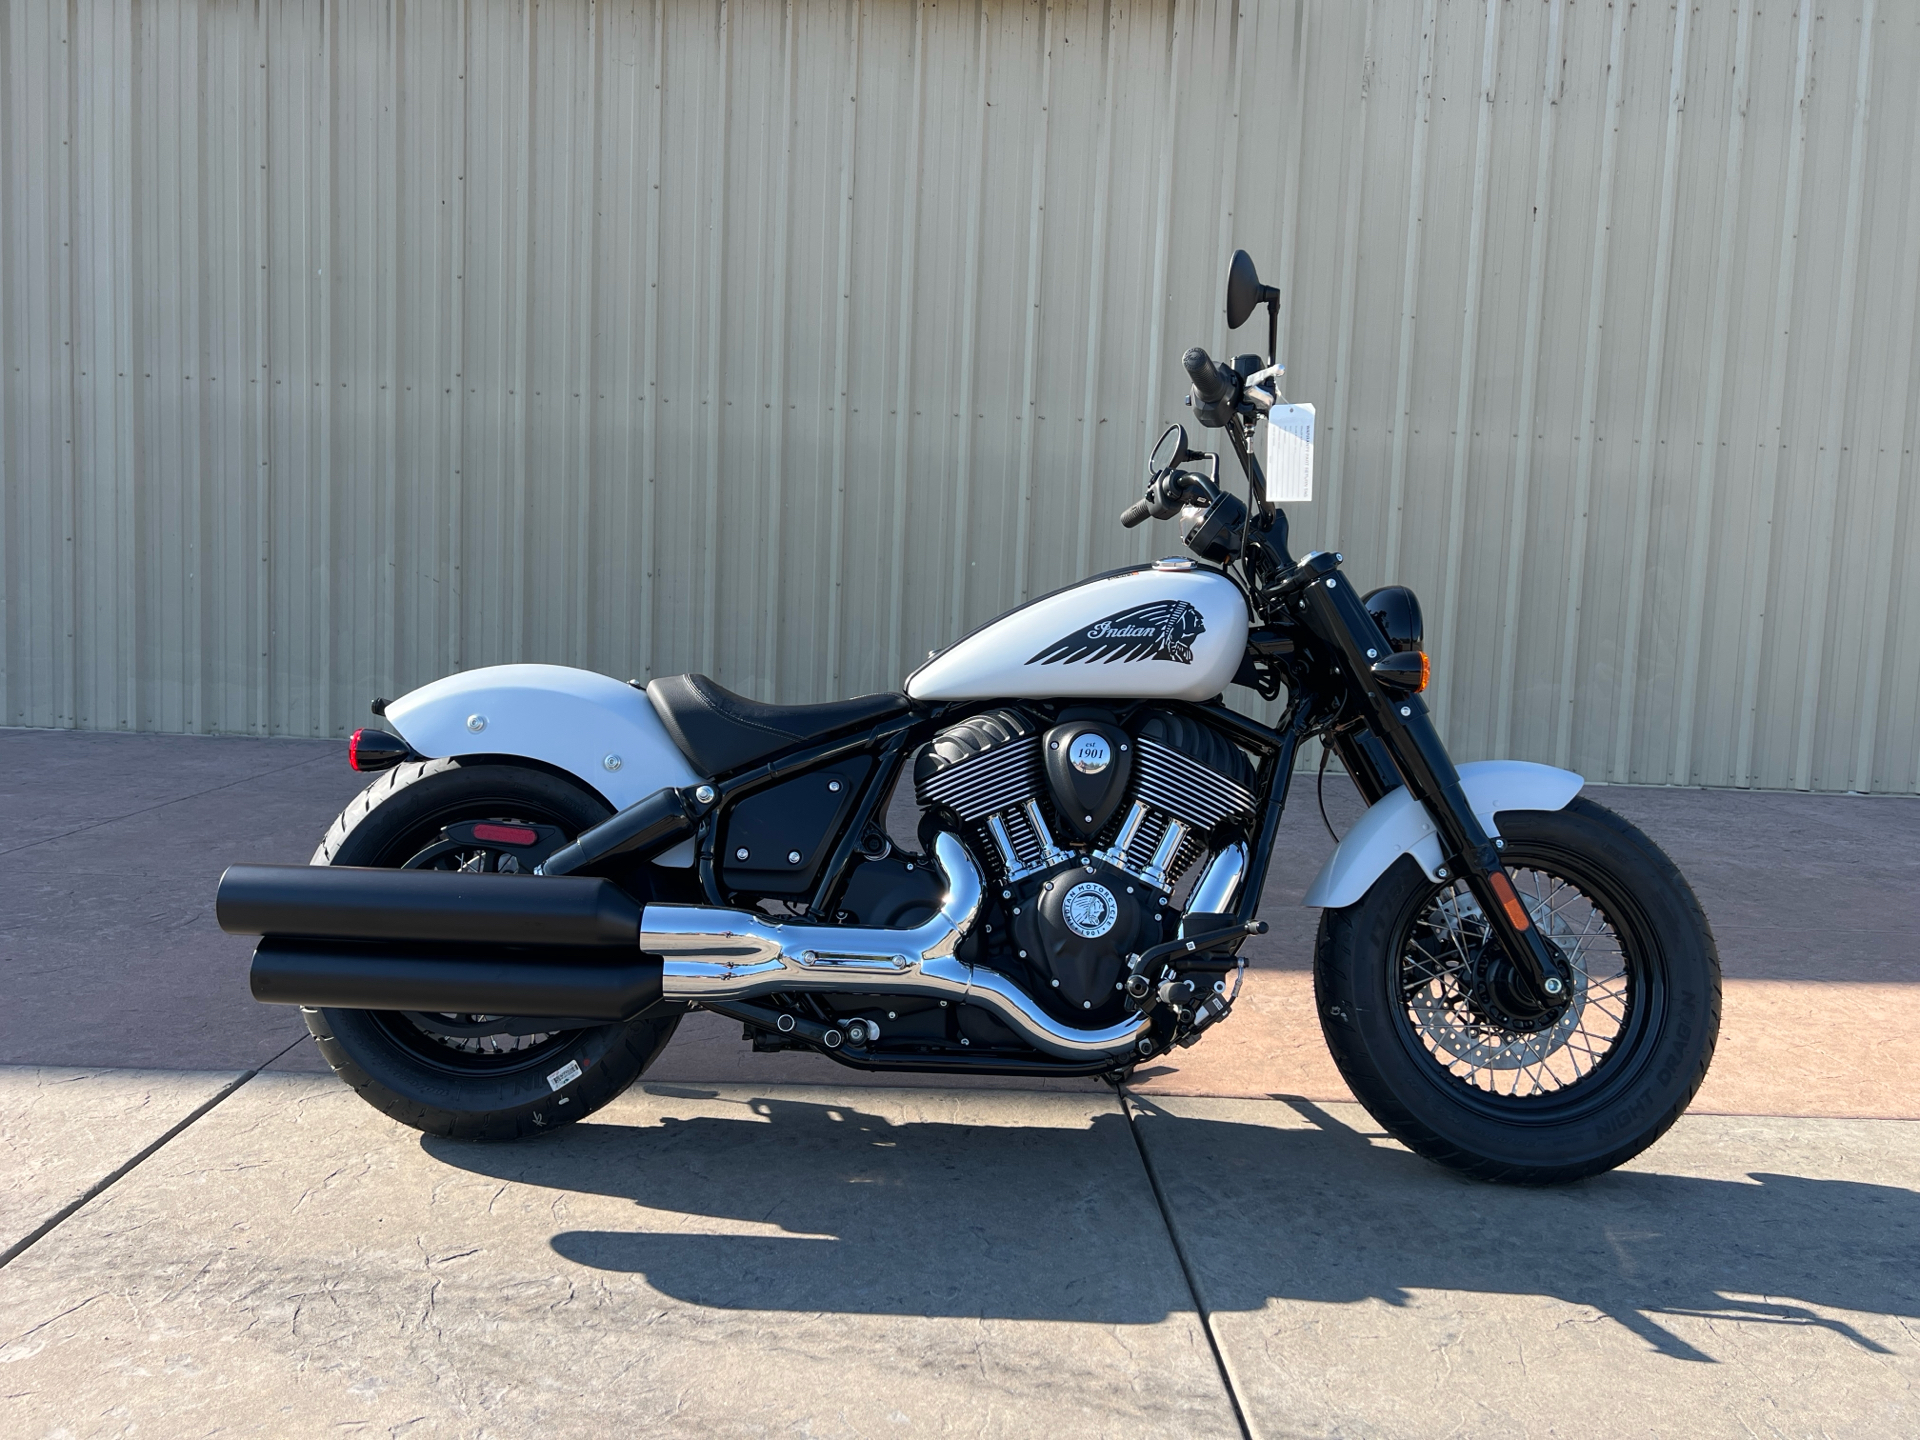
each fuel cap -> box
[1153,557,1196,571]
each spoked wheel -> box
[1399,867,1637,1100]
[301,759,681,1141]
[1315,797,1720,1184]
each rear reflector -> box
[472,823,540,847]
[348,727,412,773]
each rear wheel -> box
[1314,797,1720,1184]
[302,760,680,1141]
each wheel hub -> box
[1462,947,1563,1034]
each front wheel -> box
[1314,797,1720,1184]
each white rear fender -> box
[1302,760,1585,909]
[382,664,705,866]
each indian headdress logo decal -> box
[1026,600,1206,666]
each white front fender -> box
[383,664,705,864]
[1302,760,1585,909]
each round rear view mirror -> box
[1149,423,1189,478]
[1226,249,1263,331]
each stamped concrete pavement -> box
[1131,1094,1920,1438]
[1,1077,1240,1436]
[4,1071,1913,1437]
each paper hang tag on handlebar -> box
[1264,403,1314,503]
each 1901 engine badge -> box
[1069,734,1112,774]
[1062,882,1120,939]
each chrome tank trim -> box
[644,833,1149,1060]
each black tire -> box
[1314,797,1720,1185]
[301,759,680,1141]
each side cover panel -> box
[383,664,705,865]
[1303,760,1586,909]
[906,567,1249,702]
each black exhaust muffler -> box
[216,864,642,946]
[248,937,661,1019]
[217,864,661,1020]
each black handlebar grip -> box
[1120,496,1153,529]
[1183,346,1234,404]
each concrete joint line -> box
[0,1038,301,1270]
[1121,1087,1255,1440]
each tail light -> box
[348,727,413,772]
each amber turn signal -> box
[1370,650,1430,693]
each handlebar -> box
[1183,346,1240,409]
[1120,496,1154,529]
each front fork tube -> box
[1297,570,1572,1003]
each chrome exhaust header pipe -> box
[645,833,1151,1061]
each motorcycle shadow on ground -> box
[422,1091,1918,1361]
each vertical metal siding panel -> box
[592,0,646,686]
[73,0,132,733]
[1672,0,1754,787]
[697,0,728,678]
[944,0,992,642]
[1379,0,1435,585]
[817,0,859,700]
[0,0,13,723]
[840,0,907,699]
[741,0,787,698]
[637,0,665,683]
[1488,0,1561,763]
[881,0,924,680]
[963,0,1041,631]
[1609,2,1689,783]
[1792,0,1875,790]
[70,0,111,730]
[1428,0,1497,740]
[1731,0,1812,785]
[1835,1,1917,794]
[393,0,460,698]
[6,0,67,729]
[1855,7,1920,793]
[1552,0,1628,772]
[1099,0,1176,584]
[1753,5,1855,787]
[331,0,374,735]
[1319,0,1374,558]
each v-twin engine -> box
[915,706,1257,1018]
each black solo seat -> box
[645,674,912,777]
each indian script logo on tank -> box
[1026,600,1206,666]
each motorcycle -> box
[217,252,1719,1184]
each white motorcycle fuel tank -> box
[906,563,1249,702]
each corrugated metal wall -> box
[3,0,1916,792]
